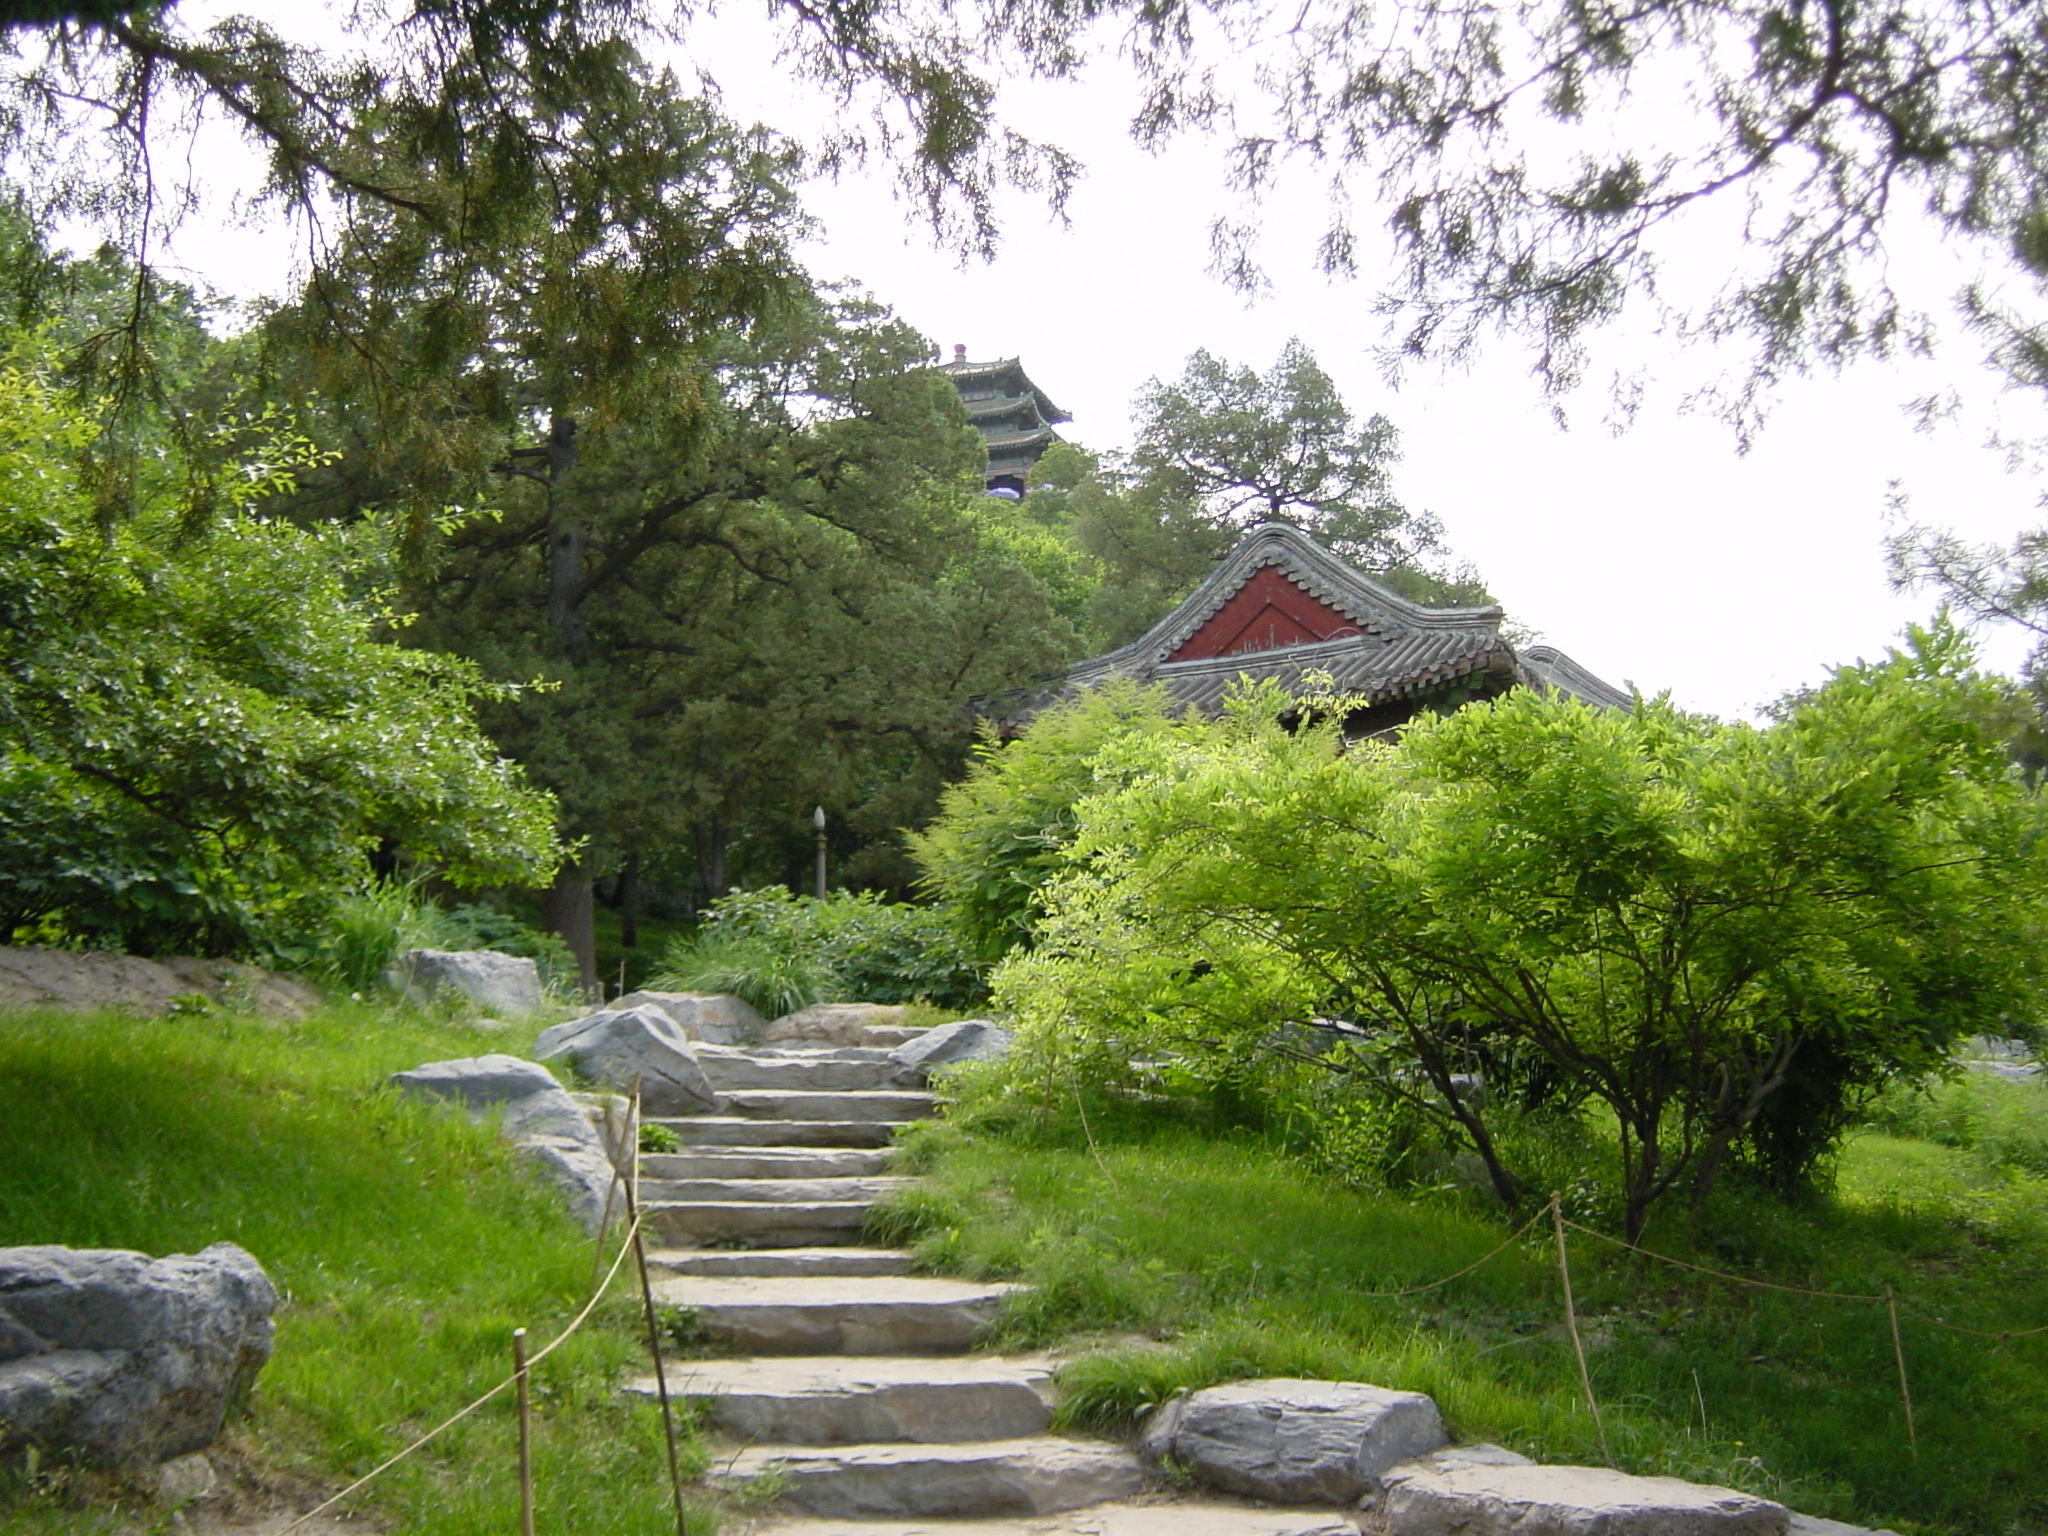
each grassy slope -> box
[882,1104,2048,1536]
[0,1004,703,1535]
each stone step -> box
[721,1090,938,1123]
[757,1500,1359,1536]
[642,1148,895,1181]
[649,1247,917,1278]
[709,1437,1146,1519]
[644,1201,878,1247]
[650,1117,910,1148]
[632,1353,1055,1443]
[695,1050,902,1093]
[640,1176,916,1205]
[861,1025,926,1047]
[652,1273,1021,1354]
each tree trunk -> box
[617,848,641,949]
[695,818,728,909]
[540,858,600,1002]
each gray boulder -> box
[889,1020,1014,1085]
[387,1054,619,1232]
[768,1003,906,1046]
[387,948,544,1018]
[0,1242,276,1467]
[1373,1462,1788,1536]
[612,990,765,1046]
[534,1006,719,1115]
[1140,1378,1448,1503]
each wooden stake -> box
[623,1082,689,1536]
[512,1328,535,1536]
[1551,1192,1613,1466]
[1886,1285,1918,1456]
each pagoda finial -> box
[953,343,967,362]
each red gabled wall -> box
[1166,564,1365,661]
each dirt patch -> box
[0,947,322,1020]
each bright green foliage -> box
[995,626,2048,1237]
[908,679,1183,966]
[0,349,559,955]
[654,886,985,1014]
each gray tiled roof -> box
[1052,523,1625,717]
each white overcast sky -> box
[102,4,2048,718]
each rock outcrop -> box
[1141,1378,1448,1503]
[0,947,320,1020]
[0,1242,277,1467]
[888,1019,1013,1085]
[386,949,545,1018]
[534,1006,719,1115]
[612,990,765,1045]
[388,1054,621,1231]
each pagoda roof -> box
[942,354,1070,425]
[1052,522,1626,717]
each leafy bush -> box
[908,678,1180,966]
[995,627,2048,1238]
[294,886,576,998]
[651,887,984,1016]
[0,343,559,956]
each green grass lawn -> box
[880,1103,2048,1536]
[0,1003,703,1535]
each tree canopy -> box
[1032,342,1491,650]
[0,340,559,956]
[7,0,2044,423]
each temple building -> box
[941,345,1069,495]
[1043,522,1629,734]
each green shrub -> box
[296,885,575,998]
[651,887,984,1016]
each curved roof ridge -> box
[1097,522,1505,670]
[1517,644,1634,710]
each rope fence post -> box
[623,1079,690,1536]
[1550,1192,1613,1467]
[1885,1285,1918,1457]
[513,1327,535,1536]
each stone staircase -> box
[630,1027,1348,1534]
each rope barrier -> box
[275,1209,644,1536]
[1351,1205,1550,1299]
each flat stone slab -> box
[639,1176,915,1205]
[721,1090,938,1123]
[861,1025,926,1047]
[711,1436,1146,1518]
[1787,1518,1900,1536]
[644,1202,878,1247]
[757,1499,1360,1536]
[1374,1462,1790,1536]
[652,1274,1022,1353]
[653,1117,908,1148]
[635,1353,1055,1443]
[642,1148,895,1180]
[649,1247,916,1278]
[694,1049,901,1092]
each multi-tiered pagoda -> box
[941,345,1069,495]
